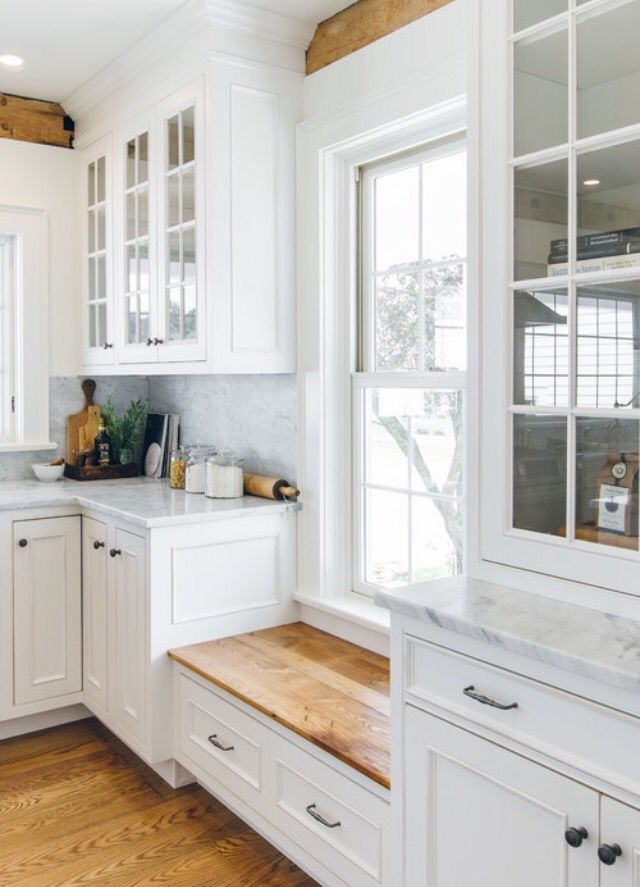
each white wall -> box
[0,139,79,377]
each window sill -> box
[0,442,57,453]
[294,592,390,635]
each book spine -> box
[548,242,638,264]
[550,228,640,256]
[548,253,640,277]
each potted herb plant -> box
[102,397,147,465]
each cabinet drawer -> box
[177,674,266,803]
[406,636,640,795]
[270,734,389,886]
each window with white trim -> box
[0,234,15,442]
[353,138,467,595]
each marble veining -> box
[375,576,640,694]
[0,478,297,528]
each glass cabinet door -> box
[508,0,640,564]
[84,143,113,365]
[123,131,152,352]
[158,84,205,361]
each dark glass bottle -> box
[94,419,112,467]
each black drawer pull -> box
[207,734,234,752]
[109,548,122,558]
[566,827,588,848]
[463,685,518,711]
[598,844,622,866]
[305,804,341,829]
[93,540,105,550]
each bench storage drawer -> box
[405,635,640,796]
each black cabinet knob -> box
[109,548,122,558]
[153,337,164,345]
[93,540,105,550]
[103,342,113,350]
[565,827,588,848]
[18,538,28,548]
[146,337,154,346]
[598,844,622,866]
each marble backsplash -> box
[0,375,297,483]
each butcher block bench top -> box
[168,622,391,789]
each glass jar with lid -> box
[205,452,244,499]
[168,447,186,490]
[185,446,214,494]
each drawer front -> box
[178,674,265,802]
[270,734,389,886]
[406,636,640,795]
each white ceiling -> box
[0,0,350,105]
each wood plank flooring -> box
[169,622,391,788]
[0,718,316,886]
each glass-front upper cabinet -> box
[481,0,640,595]
[82,136,114,366]
[157,81,205,362]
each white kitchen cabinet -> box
[404,706,598,887]
[110,527,147,746]
[82,516,109,715]
[13,516,82,705]
[600,798,640,886]
[79,135,115,365]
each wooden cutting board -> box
[66,379,102,466]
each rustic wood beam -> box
[0,93,74,149]
[306,0,454,75]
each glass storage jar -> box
[205,452,244,499]
[185,446,213,494]
[168,447,186,490]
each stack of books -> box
[547,227,640,277]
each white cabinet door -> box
[600,797,640,886]
[80,134,115,367]
[13,517,82,705]
[405,706,599,887]
[110,527,147,745]
[82,517,109,714]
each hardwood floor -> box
[0,718,317,886]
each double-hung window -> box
[353,138,467,595]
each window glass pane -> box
[126,192,136,241]
[96,207,105,252]
[514,27,568,157]
[89,304,97,348]
[138,132,148,184]
[513,413,567,535]
[577,142,640,275]
[411,391,463,498]
[139,291,149,342]
[97,255,106,301]
[365,488,409,588]
[422,150,466,262]
[138,189,148,238]
[168,173,180,228]
[127,296,138,344]
[126,139,136,190]
[167,115,179,170]
[514,288,569,406]
[375,166,420,273]
[515,158,568,281]
[513,0,566,33]
[182,227,196,282]
[412,496,462,582]
[138,241,149,293]
[424,263,466,371]
[168,231,180,285]
[577,281,640,409]
[96,156,106,203]
[578,1,640,140]
[168,287,181,340]
[126,244,136,293]
[575,417,639,550]
[97,303,106,348]
[365,389,410,489]
[88,257,95,301]
[182,168,195,223]
[184,285,196,340]
[87,162,95,206]
[375,273,418,371]
[88,210,95,254]
[182,106,195,165]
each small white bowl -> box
[32,463,65,482]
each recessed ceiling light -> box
[0,54,24,70]
[583,178,601,187]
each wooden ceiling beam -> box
[0,93,74,149]
[306,0,454,75]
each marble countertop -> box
[375,576,640,694]
[0,478,297,528]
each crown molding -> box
[64,0,313,122]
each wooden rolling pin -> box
[244,474,300,501]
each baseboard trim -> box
[0,704,91,741]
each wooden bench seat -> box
[168,622,391,789]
